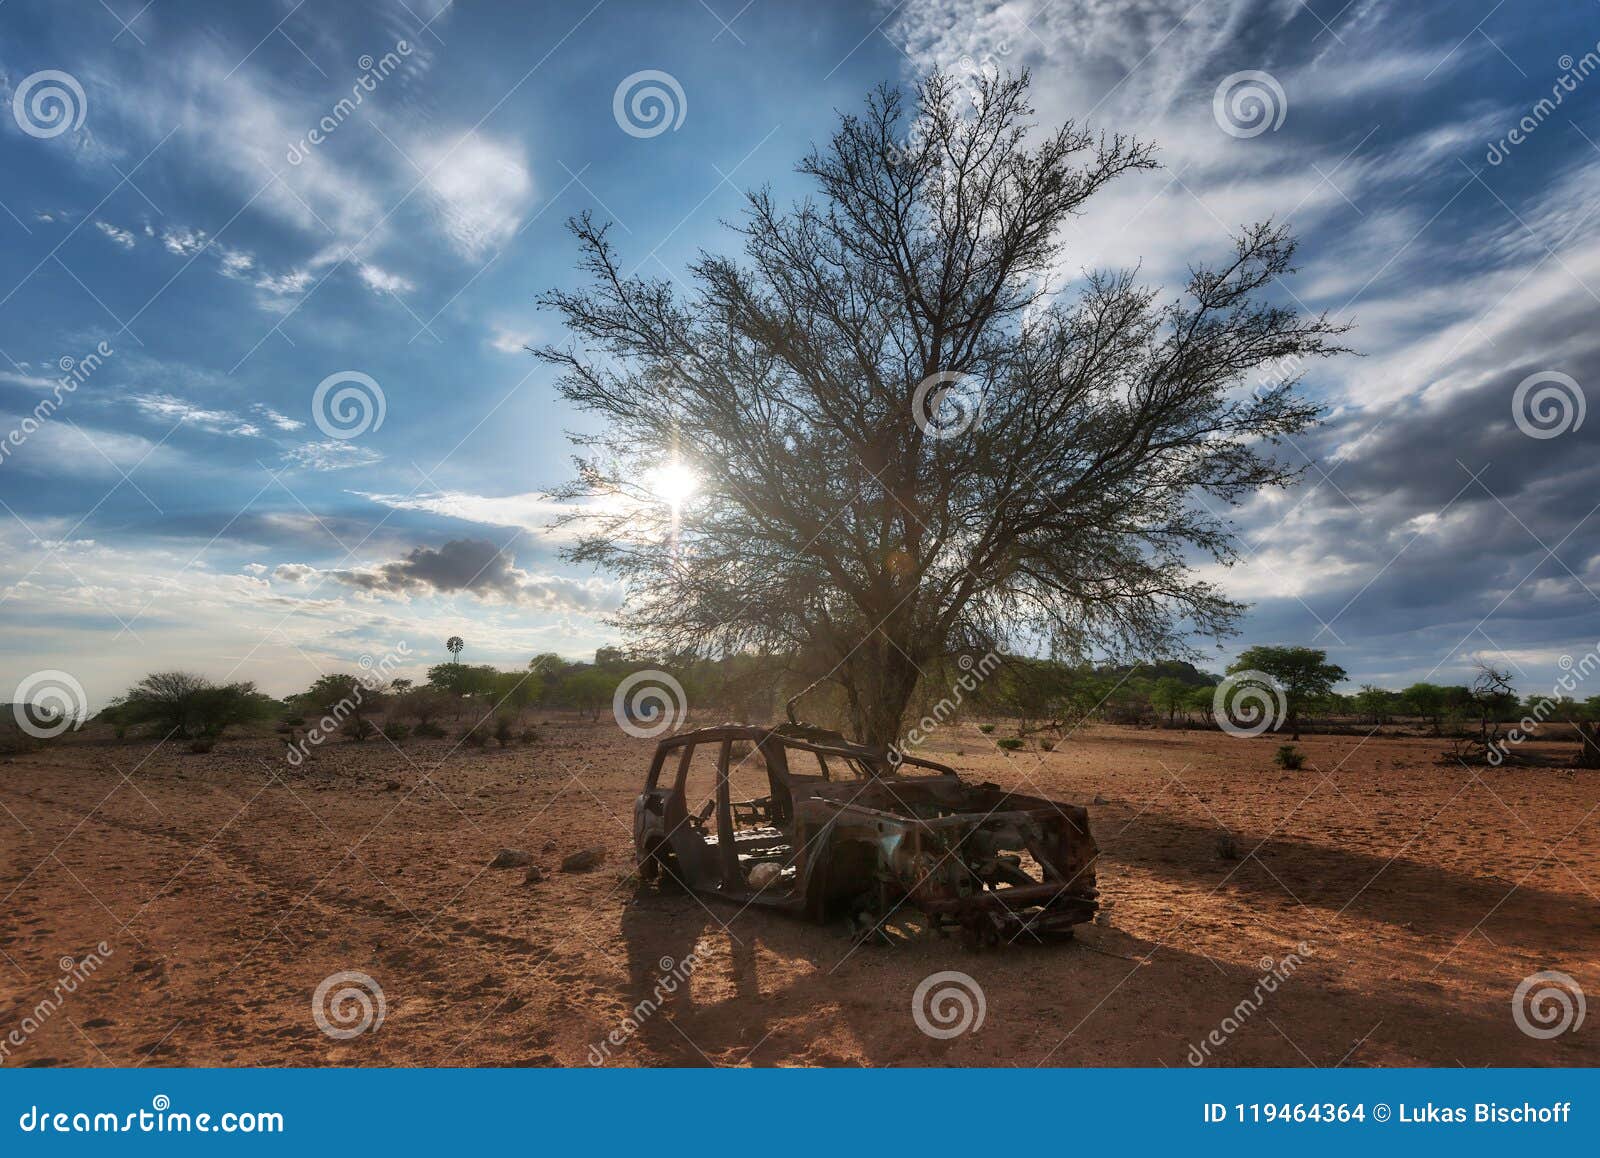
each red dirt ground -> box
[1,720,1595,1067]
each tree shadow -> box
[1103,805,1596,950]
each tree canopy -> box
[537,70,1346,745]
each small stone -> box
[560,847,606,873]
[747,862,782,889]
[523,865,544,884]
[489,848,533,869]
[1092,794,1109,805]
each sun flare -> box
[648,461,699,508]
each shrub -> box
[460,716,492,748]
[1215,832,1240,860]
[1039,739,1055,752]
[110,671,273,750]
[978,723,996,734]
[413,720,446,739]
[996,737,1024,751]
[1273,744,1304,770]
[519,727,539,745]
[291,674,383,741]
[397,687,453,730]
[380,722,410,743]
[494,716,515,749]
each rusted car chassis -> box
[632,723,1099,946]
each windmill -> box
[445,636,464,666]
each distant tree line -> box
[49,643,1597,770]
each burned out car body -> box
[632,723,1099,945]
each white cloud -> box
[255,268,314,297]
[283,440,384,470]
[95,220,137,248]
[161,226,209,256]
[128,392,263,436]
[0,369,59,389]
[415,131,534,259]
[354,490,587,538]
[488,325,536,354]
[355,261,415,294]
[217,246,255,279]
[250,403,304,432]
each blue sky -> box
[1,0,1597,708]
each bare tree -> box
[536,71,1348,747]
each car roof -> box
[652,722,958,776]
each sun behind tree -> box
[537,70,1349,748]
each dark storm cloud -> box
[1223,308,1600,682]
[334,538,525,600]
[281,538,623,612]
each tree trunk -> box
[1578,720,1600,769]
[843,638,922,750]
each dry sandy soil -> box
[1,718,1596,1068]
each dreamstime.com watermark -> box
[1486,46,1600,165]
[1212,669,1287,738]
[17,1096,283,1135]
[287,39,413,164]
[10,669,89,739]
[1511,370,1585,440]
[587,951,704,1064]
[312,369,386,440]
[285,642,410,766]
[911,370,984,440]
[0,341,113,468]
[312,970,386,1040]
[1185,943,1313,1065]
[1213,70,1287,139]
[889,650,1001,765]
[1512,970,1586,1039]
[612,669,688,739]
[0,943,113,1066]
[11,69,86,138]
[1486,640,1600,765]
[612,70,686,138]
[912,970,986,1039]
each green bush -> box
[380,722,410,743]
[996,737,1024,751]
[109,671,273,750]
[1273,744,1304,770]
[413,720,446,738]
[978,723,996,734]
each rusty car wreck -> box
[632,722,1099,946]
